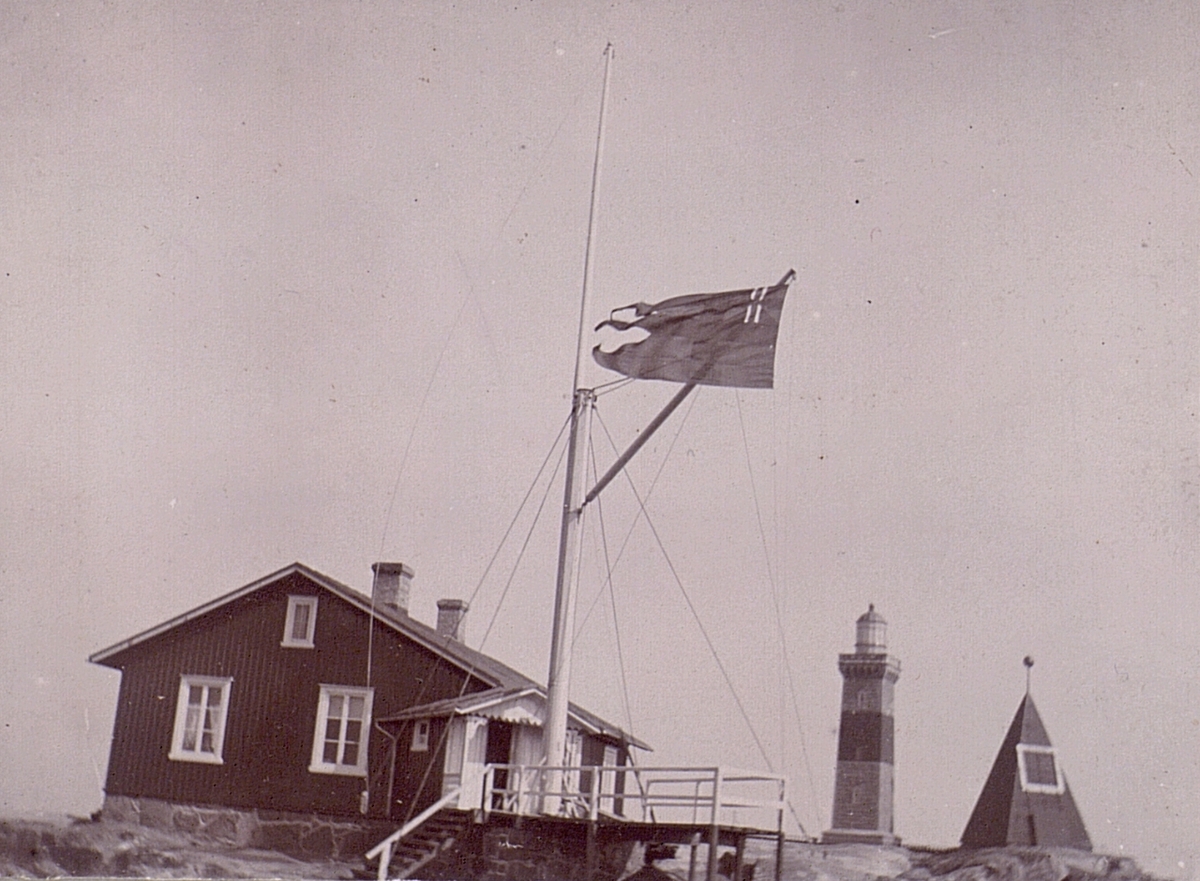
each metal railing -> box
[480,763,786,831]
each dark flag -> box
[592,271,793,388]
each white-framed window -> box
[169,675,232,764]
[282,595,318,648]
[411,719,430,752]
[1016,743,1065,795]
[309,685,373,776]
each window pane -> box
[323,706,342,763]
[201,701,220,754]
[342,742,358,766]
[1026,751,1057,785]
[206,686,222,707]
[348,696,364,720]
[188,685,204,707]
[182,706,200,751]
[328,695,343,719]
[292,603,310,640]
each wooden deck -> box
[369,764,787,880]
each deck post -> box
[706,767,723,881]
[586,764,600,881]
[589,764,601,821]
[733,835,746,881]
[481,765,494,820]
[687,832,701,881]
[775,778,785,881]
[586,821,597,880]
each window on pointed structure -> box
[1016,743,1065,795]
[411,719,430,752]
[309,685,373,776]
[169,675,232,764]
[282,596,317,648]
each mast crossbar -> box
[584,382,697,506]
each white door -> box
[441,718,466,799]
[459,716,488,809]
[510,725,544,814]
[442,716,489,808]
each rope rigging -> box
[390,418,571,826]
[589,402,778,772]
[735,391,821,837]
[574,388,701,638]
[576,390,815,838]
[586,437,637,738]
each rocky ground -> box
[0,816,1167,881]
[647,838,1163,881]
[0,815,364,878]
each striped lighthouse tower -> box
[823,605,901,845]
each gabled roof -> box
[961,694,1092,850]
[88,562,535,692]
[379,684,652,751]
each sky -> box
[1,1,1197,877]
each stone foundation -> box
[101,794,393,861]
[410,816,637,881]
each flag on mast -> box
[592,271,793,388]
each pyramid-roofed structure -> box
[961,694,1092,849]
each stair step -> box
[422,820,466,832]
[371,810,473,880]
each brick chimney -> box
[436,599,468,641]
[371,562,414,615]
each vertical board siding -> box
[102,572,490,818]
[390,716,450,822]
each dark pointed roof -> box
[961,694,1091,850]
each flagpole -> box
[543,42,613,810]
[571,42,614,393]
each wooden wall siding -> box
[578,736,628,813]
[101,572,491,819]
[389,717,450,822]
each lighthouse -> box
[823,605,901,845]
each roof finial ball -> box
[1023,655,1034,694]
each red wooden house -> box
[89,561,646,858]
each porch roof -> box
[378,685,652,751]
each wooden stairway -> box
[371,809,472,880]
